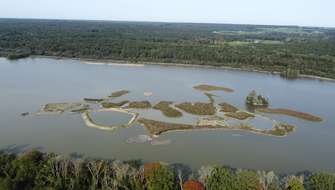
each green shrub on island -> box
[246,90,269,107]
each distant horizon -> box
[1,0,334,28]
[1,17,333,29]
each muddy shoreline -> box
[17,55,335,82]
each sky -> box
[1,0,334,27]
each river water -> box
[0,57,334,173]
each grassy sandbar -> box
[42,103,84,113]
[204,93,216,104]
[153,101,183,118]
[138,118,195,135]
[109,90,130,98]
[225,111,255,120]
[101,100,129,108]
[257,108,322,122]
[219,102,238,113]
[127,101,152,109]
[267,123,295,136]
[175,102,216,115]
[83,98,105,103]
[138,117,294,137]
[193,84,234,93]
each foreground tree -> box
[235,170,262,190]
[144,163,177,190]
[285,176,304,190]
[205,166,236,190]
[307,172,335,190]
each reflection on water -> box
[90,111,133,126]
[0,57,335,173]
[248,116,276,130]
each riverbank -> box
[19,55,335,82]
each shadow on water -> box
[69,152,85,159]
[0,144,44,154]
[124,159,143,169]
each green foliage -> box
[7,51,31,60]
[205,166,236,190]
[7,150,44,190]
[246,90,269,107]
[268,182,281,190]
[34,154,89,190]
[286,176,304,190]
[127,172,145,190]
[307,172,335,190]
[280,68,300,79]
[2,150,335,190]
[235,170,261,190]
[0,152,15,178]
[145,166,177,190]
[0,152,15,190]
[1,19,335,78]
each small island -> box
[153,101,183,118]
[256,108,323,122]
[33,84,322,138]
[109,90,130,98]
[193,84,234,93]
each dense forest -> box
[0,19,335,78]
[1,150,335,190]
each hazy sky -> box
[1,0,334,27]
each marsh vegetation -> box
[153,101,183,118]
[109,90,130,98]
[83,98,105,103]
[193,84,234,93]
[219,102,238,113]
[257,108,323,122]
[175,102,216,116]
[127,101,152,109]
[224,111,255,120]
[40,103,87,114]
[101,100,129,108]
[33,83,321,138]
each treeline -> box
[1,150,335,190]
[0,19,335,78]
